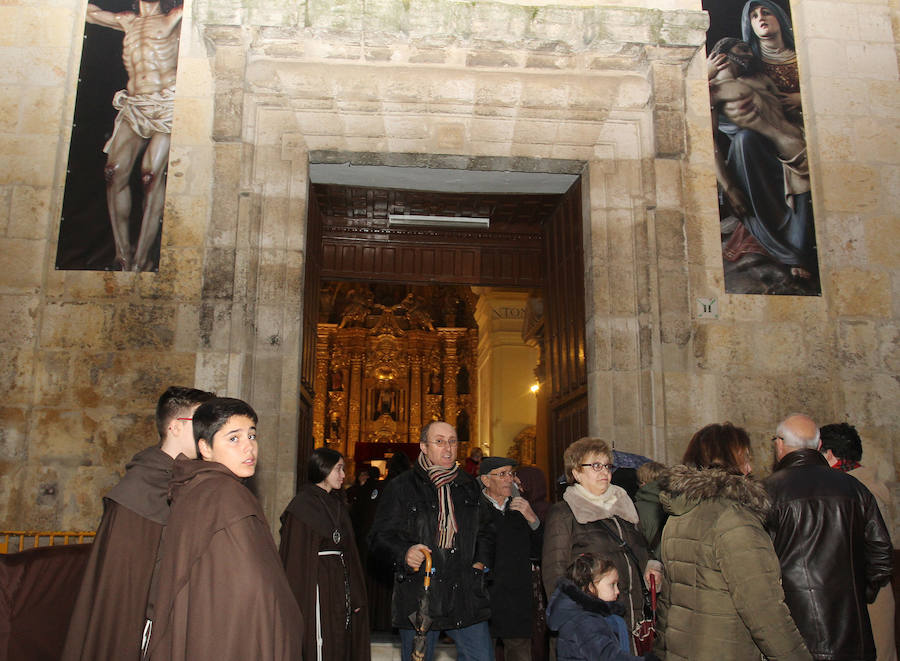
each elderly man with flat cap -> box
[764,413,893,661]
[479,456,542,661]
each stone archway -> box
[198,5,707,522]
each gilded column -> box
[408,351,422,443]
[442,331,460,428]
[312,326,332,447]
[347,350,364,461]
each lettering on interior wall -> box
[703,0,821,296]
[56,0,184,272]
[492,307,526,320]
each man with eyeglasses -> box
[62,385,215,661]
[478,457,542,661]
[763,413,893,661]
[369,421,495,661]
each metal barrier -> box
[0,530,96,554]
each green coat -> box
[656,466,810,661]
[634,479,666,560]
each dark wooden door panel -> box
[548,390,589,497]
[544,179,588,495]
[320,236,543,287]
[297,186,323,486]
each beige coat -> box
[657,466,810,661]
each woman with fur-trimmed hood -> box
[655,423,810,661]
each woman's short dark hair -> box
[566,552,617,593]
[681,422,751,474]
[819,422,863,463]
[193,397,258,455]
[308,447,343,484]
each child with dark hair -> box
[279,447,371,661]
[546,553,659,661]
[143,397,303,661]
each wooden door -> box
[543,179,588,496]
[296,186,323,484]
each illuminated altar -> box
[312,287,478,469]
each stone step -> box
[370,633,458,661]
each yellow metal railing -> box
[0,530,96,554]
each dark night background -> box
[56,0,164,271]
[703,0,793,51]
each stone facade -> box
[1,0,897,541]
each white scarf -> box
[759,42,796,64]
[563,482,640,525]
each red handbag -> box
[631,573,657,654]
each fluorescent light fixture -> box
[387,213,490,228]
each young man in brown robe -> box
[143,397,303,661]
[62,385,214,661]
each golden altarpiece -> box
[312,286,478,471]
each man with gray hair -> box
[763,413,893,661]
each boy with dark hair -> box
[143,397,303,661]
[62,385,214,661]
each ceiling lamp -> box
[387,214,490,229]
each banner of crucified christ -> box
[58,0,183,272]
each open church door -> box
[543,178,588,497]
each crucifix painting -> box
[57,0,183,272]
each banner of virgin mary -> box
[704,0,821,295]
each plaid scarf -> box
[832,457,861,473]
[418,452,459,549]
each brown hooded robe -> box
[144,458,303,661]
[279,482,371,661]
[62,446,173,661]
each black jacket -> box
[763,449,894,661]
[368,462,494,630]
[479,491,543,638]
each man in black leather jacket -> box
[368,421,495,661]
[763,413,893,661]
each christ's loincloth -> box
[103,88,175,153]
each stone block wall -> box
[0,0,897,542]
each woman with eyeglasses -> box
[542,438,662,655]
[654,423,810,661]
